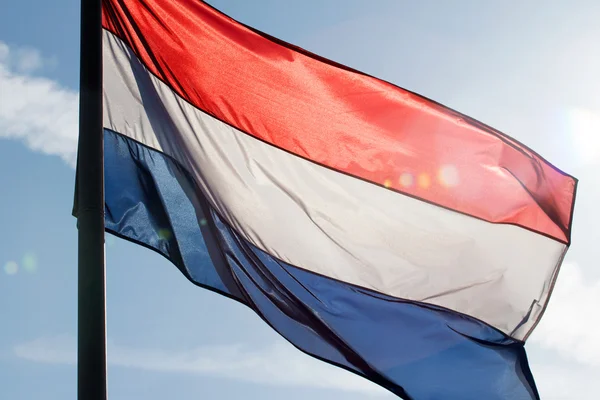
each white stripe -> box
[103,30,565,339]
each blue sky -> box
[1,1,599,399]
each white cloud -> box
[15,331,600,399]
[0,42,8,63]
[0,41,55,73]
[531,362,600,400]
[14,334,76,365]
[530,263,600,367]
[14,335,387,396]
[0,40,78,166]
[14,48,45,73]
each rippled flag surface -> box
[95,0,577,398]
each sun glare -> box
[568,108,600,165]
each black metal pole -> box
[77,0,106,399]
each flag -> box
[98,0,577,398]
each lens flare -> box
[4,261,18,275]
[22,253,37,273]
[158,229,172,240]
[200,218,208,226]
[438,164,459,188]
[417,173,431,189]
[399,172,414,188]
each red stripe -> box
[102,0,576,243]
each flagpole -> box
[76,0,106,399]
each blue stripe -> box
[104,129,539,400]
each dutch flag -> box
[95,1,578,398]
